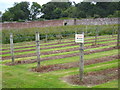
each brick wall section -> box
[1,20,64,29]
[1,18,118,29]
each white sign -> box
[75,34,84,43]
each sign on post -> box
[75,32,84,81]
[75,34,84,43]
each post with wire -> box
[35,32,41,68]
[75,32,84,81]
[10,33,15,63]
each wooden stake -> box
[36,32,40,68]
[79,32,84,81]
[112,26,115,37]
[117,26,120,48]
[74,18,77,25]
[95,26,98,45]
[10,33,14,63]
[86,26,88,36]
[45,34,48,43]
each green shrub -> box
[2,24,118,44]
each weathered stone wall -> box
[66,18,118,25]
[1,18,118,29]
[76,18,118,25]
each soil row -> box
[5,46,118,65]
[31,55,118,73]
[2,38,116,55]
[62,67,119,87]
[2,42,116,60]
[2,35,116,50]
[2,37,116,51]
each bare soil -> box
[62,67,119,87]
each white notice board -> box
[75,34,84,43]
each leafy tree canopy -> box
[2,1,120,22]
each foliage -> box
[2,2,120,21]
[41,2,72,19]
[30,2,41,20]
[108,11,120,17]
[2,2,30,21]
[2,24,117,44]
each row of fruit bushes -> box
[2,24,118,44]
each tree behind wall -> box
[41,2,72,19]
[2,1,30,21]
[30,2,41,20]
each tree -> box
[2,10,14,21]
[0,11,2,22]
[63,6,78,18]
[53,8,62,19]
[41,2,72,19]
[0,11,1,16]
[2,1,30,21]
[30,2,41,20]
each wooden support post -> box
[86,26,88,36]
[36,32,40,68]
[60,34,62,43]
[74,19,77,25]
[10,33,14,63]
[75,31,77,44]
[79,32,84,81]
[95,26,98,45]
[117,25,120,48]
[112,26,115,37]
[45,34,48,43]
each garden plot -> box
[2,35,117,63]
[62,67,118,87]
[2,34,118,88]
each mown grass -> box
[93,80,118,88]
[2,34,117,50]
[2,40,116,60]
[2,58,118,88]
[2,46,118,65]
[2,34,118,88]
[2,39,116,57]
[2,34,116,48]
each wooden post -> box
[75,31,77,44]
[45,34,48,43]
[117,25,120,48]
[95,26,98,45]
[74,19,77,25]
[79,32,84,81]
[36,32,40,68]
[112,26,115,37]
[10,33,14,63]
[60,34,62,43]
[85,26,88,36]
